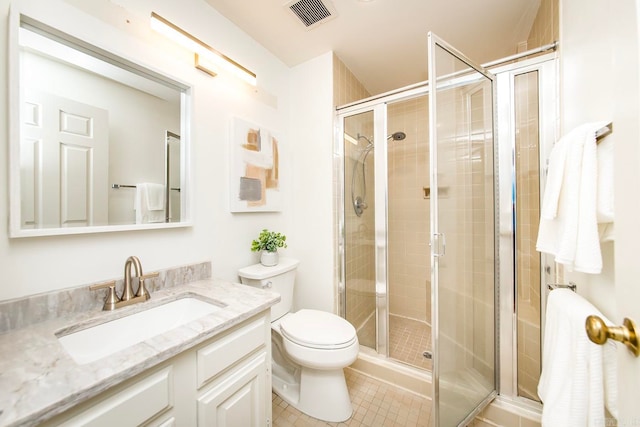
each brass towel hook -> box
[585,315,640,357]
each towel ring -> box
[585,315,640,357]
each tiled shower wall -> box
[332,55,376,344]
[387,98,431,324]
[333,55,371,108]
[527,0,559,50]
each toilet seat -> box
[279,309,357,350]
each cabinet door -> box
[197,352,267,427]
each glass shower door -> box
[342,110,378,350]
[428,33,497,426]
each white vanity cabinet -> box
[195,316,269,426]
[40,312,271,427]
[197,352,268,426]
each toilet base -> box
[272,364,301,407]
[273,366,353,423]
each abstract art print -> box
[230,117,282,212]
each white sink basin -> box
[58,297,222,364]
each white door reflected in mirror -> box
[22,89,109,229]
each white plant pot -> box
[261,251,279,266]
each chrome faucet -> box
[90,256,158,310]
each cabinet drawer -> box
[58,366,173,427]
[196,317,266,388]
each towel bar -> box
[547,282,577,292]
[585,315,639,357]
[113,184,178,191]
[595,122,612,142]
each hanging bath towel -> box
[538,289,617,426]
[536,122,608,274]
[134,183,166,224]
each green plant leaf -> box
[251,229,288,252]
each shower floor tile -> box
[389,315,432,371]
[272,368,431,426]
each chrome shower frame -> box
[335,49,559,423]
[336,83,429,357]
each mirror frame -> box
[8,3,193,238]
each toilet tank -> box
[238,257,299,321]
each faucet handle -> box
[136,272,159,300]
[89,280,119,311]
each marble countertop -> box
[0,279,279,427]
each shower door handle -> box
[432,232,446,257]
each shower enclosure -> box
[337,33,557,425]
[338,34,497,425]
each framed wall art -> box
[229,117,282,212]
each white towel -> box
[538,289,618,427]
[596,137,614,223]
[134,183,165,224]
[536,122,608,274]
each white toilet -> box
[238,257,359,423]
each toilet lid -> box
[279,309,357,349]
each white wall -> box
[559,0,619,318]
[289,52,336,313]
[0,0,331,302]
[561,0,640,422]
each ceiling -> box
[204,0,541,96]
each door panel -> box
[22,89,109,228]
[428,33,497,426]
[60,143,91,226]
[341,110,378,350]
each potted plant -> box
[251,229,287,266]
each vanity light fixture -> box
[150,12,257,86]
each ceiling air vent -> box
[285,0,338,30]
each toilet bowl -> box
[280,309,359,369]
[238,258,359,422]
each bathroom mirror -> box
[9,14,192,237]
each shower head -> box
[387,131,406,141]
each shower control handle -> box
[353,196,367,217]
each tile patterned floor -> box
[388,315,432,371]
[272,368,431,427]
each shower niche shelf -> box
[422,187,449,199]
